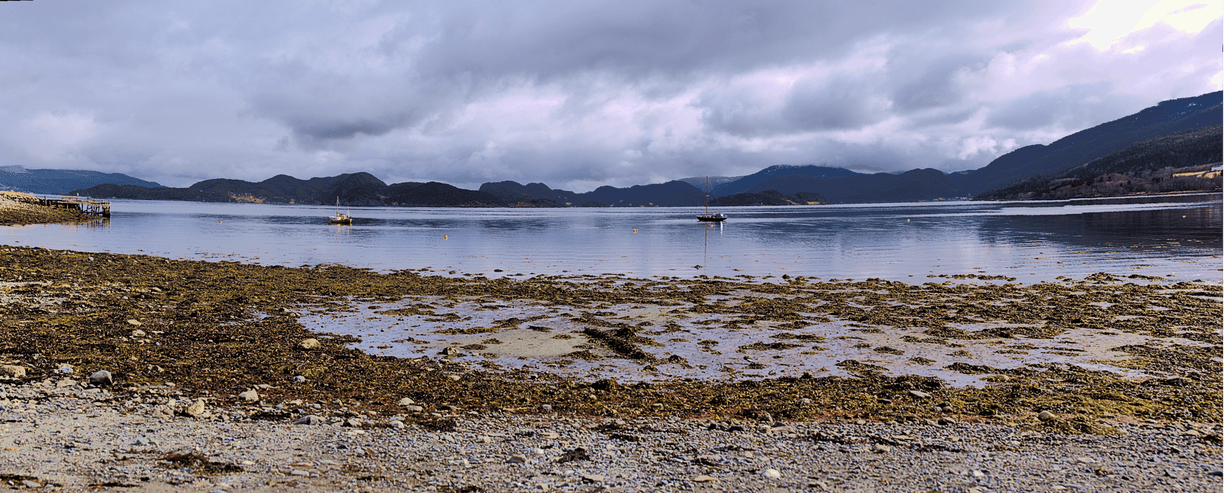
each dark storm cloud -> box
[0,0,1216,190]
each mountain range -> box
[0,166,163,195]
[17,91,1223,206]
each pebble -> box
[238,390,259,402]
[763,468,782,479]
[404,405,423,413]
[89,370,113,386]
[293,415,323,425]
[582,474,604,482]
[298,338,320,350]
[507,454,528,464]
[130,329,147,337]
[21,480,40,488]
[126,319,142,326]
[397,397,415,406]
[909,390,932,399]
[293,375,306,383]
[1038,410,1057,421]
[872,444,891,453]
[693,475,718,482]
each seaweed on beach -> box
[0,246,1218,429]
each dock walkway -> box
[3,193,111,217]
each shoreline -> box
[0,192,100,226]
[0,246,1220,490]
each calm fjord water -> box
[2,193,1220,283]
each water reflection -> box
[0,193,1218,282]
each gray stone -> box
[21,480,40,488]
[293,415,323,425]
[507,454,528,464]
[238,389,260,402]
[404,405,423,413]
[293,375,306,383]
[126,319,142,326]
[397,397,416,406]
[1038,410,1057,421]
[872,444,891,453]
[582,474,605,482]
[345,418,363,428]
[184,399,206,417]
[299,338,320,350]
[130,329,147,337]
[763,468,782,479]
[89,370,113,386]
[909,390,932,399]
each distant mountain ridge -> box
[0,166,162,194]
[61,91,1224,206]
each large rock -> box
[89,370,113,386]
[0,365,26,378]
[299,338,321,350]
[184,399,206,417]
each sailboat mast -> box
[705,176,710,213]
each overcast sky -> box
[0,0,1218,191]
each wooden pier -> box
[32,195,111,217]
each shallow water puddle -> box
[295,292,1213,388]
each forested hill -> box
[956,91,1221,195]
[976,125,1222,200]
[0,166,162,194]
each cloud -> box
[0,0,1216,190]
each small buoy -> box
[219,221,223,224]
[906,218,910,222]
[443,235,448,240]
[632,229,638,233]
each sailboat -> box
[697,176,727,222]
[328,197,353,225]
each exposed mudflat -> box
[0,245,1220,491]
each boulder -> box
[0,365,26,378]
[88,370,113,386]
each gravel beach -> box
[2,378,1221,492]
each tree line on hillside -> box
[976,126,1222,200]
